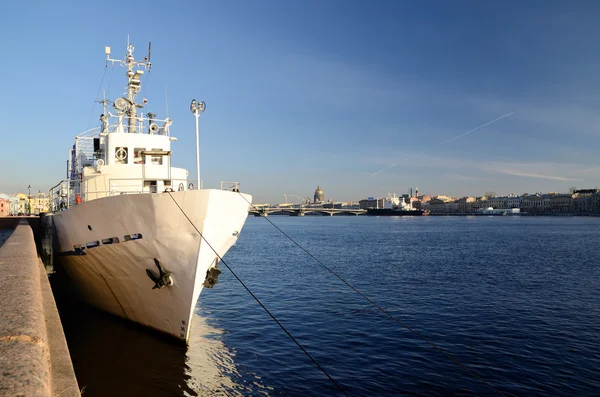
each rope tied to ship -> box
[238,193,508,397]
[165,191,350,396]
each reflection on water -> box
[51,271,271,397]
[186,309,272,397]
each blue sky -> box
[1,1,600,203]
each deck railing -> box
[50,177,243,212]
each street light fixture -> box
[27,185,31,216]
[190,99,206,190]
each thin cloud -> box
[445,173,486,181]
[495,169,580,181]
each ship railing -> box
[220,181,240,192]
[105,114,172,136]
[73,115,172,140]
[49,177,240,213]
[49,179,83,213]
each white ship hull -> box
[52,189,251,342]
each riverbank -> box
[0,218,79,397]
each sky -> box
[1,1,600,204]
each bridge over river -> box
[249,206,366,217]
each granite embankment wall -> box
[0,218,80,397]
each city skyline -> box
[2,1,600,203]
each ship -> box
[366,193,423,216]
[49,42,252,342]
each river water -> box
[0,229,12,247]
[54,216,600,396]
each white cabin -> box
[51,43,193,210]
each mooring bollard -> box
[39,212,54,274]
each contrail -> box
[437,112,514,145]
[371,112,514,176]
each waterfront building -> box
[506,196,523,209]
[572,193,592,214]
[9,197,19,215]
[488,196,506,209]
[428,198,446,214]
[410,197,422,210]
[0,198,9,217]
[470,197,488,212]
[521,194,552,214]
[572,189,600,214]
[549,193,572,213]
[359,197,385,210]
[443,201,459,213]
[15,193,29,215]
[29,192,50,215]
[457,197,475,213]
[593,192,600,213]
[419,195,431,204]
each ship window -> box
[86,241,100,248]
[102,237,120,245]
[145,180,158,193]
[151,148,163,165]
[115,147,128,164]
[124,233,143,241]
[133,148,145,164]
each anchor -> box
[146,258,173,289]
[203,259,221,288]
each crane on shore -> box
[283,194,310,206]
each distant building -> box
[487,196,506,209]
[572,189,599,214]
[506,196,523,209]
[9,197,20,215]
[549,194,572,213]
[428,198,446,214]
[593,192,600,213]
[15,193,28,215]
[359,198,385,210]
[0,198,9,217]
[30,192,50,215]
[444,201,459,213]
[313,186,324,204]
[521,194,552,214]
[457,197,475,213]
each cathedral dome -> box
[314,185,324,203]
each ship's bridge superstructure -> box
[51,43,192,209]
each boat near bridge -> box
[365,193,423,216]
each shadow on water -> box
[50,269,265,397]
[0,229,13,247]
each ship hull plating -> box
[53,190,251,342]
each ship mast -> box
[105,42,152,133]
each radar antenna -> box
[104,41,152,132]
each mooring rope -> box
[166,192,349,396]
[239,194,506,397]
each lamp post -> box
[190,99,206,190]
[27,185,31,215]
